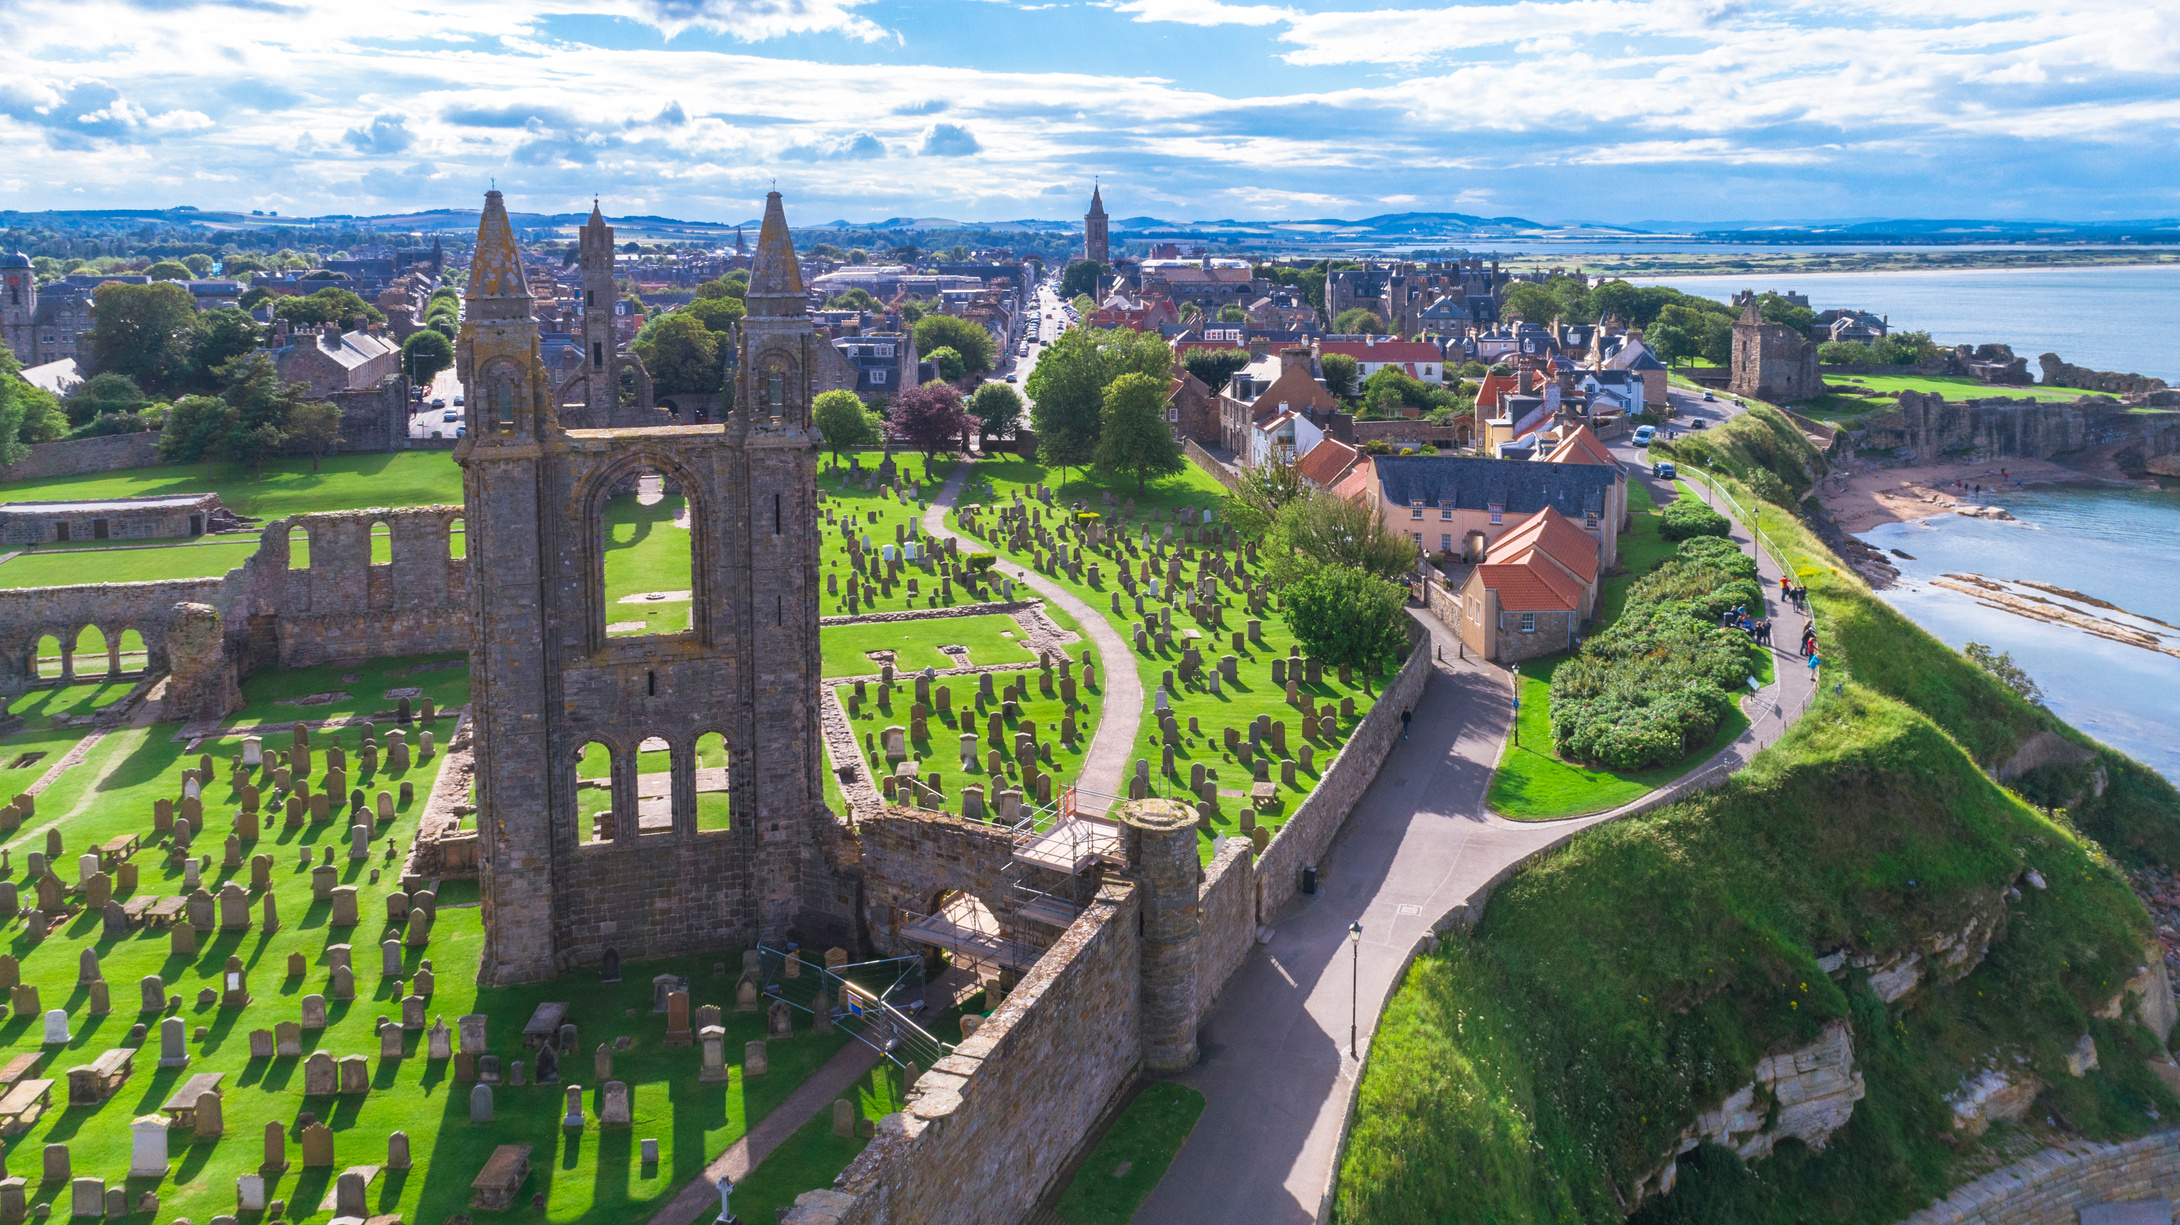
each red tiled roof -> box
[1545,423,1615,467]
[1320,340,1442,364]
[1295,438,1359,487]
[1473,370,1519,414]
[1474,562,1582,611]
[1491,505,1599,583]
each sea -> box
[1623,260,2180,780]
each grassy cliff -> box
[1336,406,2180,1223]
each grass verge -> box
[1054,1082,1207,1225]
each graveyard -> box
[944,457,1391,861]
[0,650,887,1225]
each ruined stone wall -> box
[2039,353,2169,396]
[858,805,1025,958]
[784,881,1145,1225]
[0,577,227,696]
[1255,626,1430,923]
[1901,1130,2180,1225]
[0,431,164,484]
[238,507,471,669]
[324,376,410,453]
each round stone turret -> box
[1117,798,1200,1072]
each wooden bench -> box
[66,1048,133,1104]
[470,1144,532,1210]
[0,1078,52,1136]
[98,834,140,868]
[159,1072,223,1127]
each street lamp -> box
[1348,921,1364,1058]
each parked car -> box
[454,395,465,406]
[1653,461,1677,479]
[1632,424,1657,446]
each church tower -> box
[459,188,838,986]
[1084,184,1110,265]
[553,199,657,427]
[0,252,36,365]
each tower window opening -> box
[767,370,784,413]
[592,342,604,369]
[647,669,657,696]
[774,493,781,534]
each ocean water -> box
[1630,265,2180,381]
[1857,483,2180,782]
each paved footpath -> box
[920,462,1143,808]
[1137,463,1816,1224]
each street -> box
[980,278,1074,411]
[407,364,465,440]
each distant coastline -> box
[1522,249,2180,278]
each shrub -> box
[966,552,997,572]
[1659,496,1731,541]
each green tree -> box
[1320,352,1361,398]
[286,400,343,471]
[187,306,261,389]
[683,295,746,333]
[181,254,216,277]
[64,372,148,427]
[217,353,308,477]
[1218,305,1247,323]
[1284,564,1410,685]
[694,277,741,301]
[1755,292,1816,333]
[1026,325,1172,483]
[1059,259,1105,300]
[1094,371,1185,494]
[156,394,238,467]
[88,281,198,393]
[221,254,269,275]
[899,301,925,326]
[967,381,1023,441]
[809,243,846,260]
[1180,348,1251,395]
[924,346,967,382]
[1265,490,1419,585]
[1221,453,1305,540]
[1499,283,1559,324]
[826,288,878,312]
[1965,642,2044,707]
[813,389,881,461]
[847,248,870,265]
[401,329,454,385]
[886,245,922,264]
[146,260,193,281]
[271,286,382,328]
[912,315,996,375]
[1332,307,1385,335]
[630,312,721,396]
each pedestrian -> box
[1779,575,1790,598]
[1807,650,1821,677]
[1400,708,1412,740]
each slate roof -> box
[1371,455,1617,518]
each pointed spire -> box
[588,197,605,227]
[1088,183,1106,217]
[466,190,530,306]
[745,191,804,316]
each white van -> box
[1632,424,1656,446]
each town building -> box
[1319,337,1447,384]
[1332,451,1622,571]
[832,333,921,401]
[1216,348,1341,461]
[1449,505,1600,662]
[1729,299,1822,403]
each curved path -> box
[920,461,1143,810]
[1136,460,1818,1225]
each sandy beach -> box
[1816,458,2101,534]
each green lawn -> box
[707,1062,906,1225]
[946,456,1387,863]
[820,615,1038,680]
[0,541,263,590]
[1484,654,1753,821]
[0,656,846,1225]
[1594,480,1672,628]
[0,451,464,519]
[602,494,694,638]
[1054,1082,1206,1225]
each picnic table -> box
[98,834,140,867]
[0,1078,52,1136]
[521,1003,568,1049]
[66,1048,133,1104]
[470,1144,532,1210]
[144,896,187,927]
[159,1072,223,1127]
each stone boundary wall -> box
[1192,837,1258,1033]
[0,576,231,696]
[784,880,1145,1225]
[0,431,164,484]
[1183,438,1241,491]
[1900,1130,2180,1225]
[858,805,1028,957]
[1255,623,1430,924]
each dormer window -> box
[1489,503,1503,525]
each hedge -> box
[1659,496,1731,541]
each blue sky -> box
[1,0,2176,225]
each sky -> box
[1,0,2176,227]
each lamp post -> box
[1348,921,1364,1058]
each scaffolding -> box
[755,945,949,1072]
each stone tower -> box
[457,188,838,986]
[1729,299,1821,404]
[0,252,35,365]
[1084,184,1110,266]
[553,199,658,427]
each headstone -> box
[743,1039,768,1077]
[193,1089,223,1138]
[301,994,328,1029]
[69,1179,103,1219]
[276,1022,302,1058]
[833,1098,856,1138]
[561,1084,585,1130]
[470,1083,494,1123]
[42,1145,68,1182]
[429,1018,452,1059]
[338,1054,368,1093]
[42,1009,68,1045]
[601,1080,632,1125]
[236,1174,266,1213]
[300,1122,334,1167]
[388,1130,411,1170]
[459,1013,487,1053]
[380,1019,404,1059]
[330,965,354,1001]
[304,1052,336,1095]
[126,1117,170,1178]
[263,1119,287,1171]
[535,1045,558,1084]
[767,999,793,1039]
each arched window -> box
[767,369,784,413]
[117,629,147,674]
[370,518,392,566]
[691,732,730,831]
[493,379,514,430]
[289,525,311,570]
[636,736,675,838]
[600,469,694,638]
[69,626,105,679]
[576,741,619,845]
[33,634,62,680]
[592,341,604,370]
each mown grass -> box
[818,614,1038,680]
[0,658,845,1225]
[0,451,464,518]
[1054,1081,1207,1225]
[705,1062,906,1225]
[1486,656,1752,820]
[946,455,1386,862]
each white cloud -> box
[919,122,982,156]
